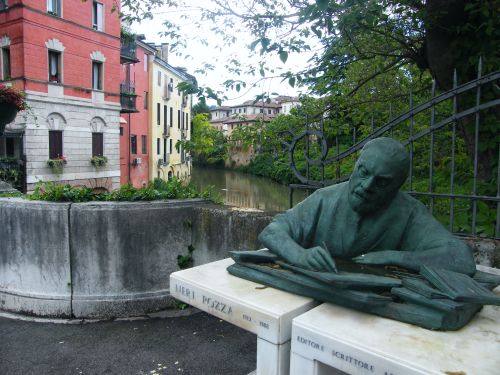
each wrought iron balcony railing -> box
[120,39,138,63]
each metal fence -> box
[286,61,500,239]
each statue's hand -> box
[352,250,402,266]
[295,246,337,272]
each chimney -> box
[161,43,169,63]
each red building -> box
[119,36,155,187]
[0,0,121,191]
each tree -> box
[177,113,227,165]
[123,0,499,178]
[192,100,211,117]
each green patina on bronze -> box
[228,138,500,330]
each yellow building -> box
[149,47,193,181]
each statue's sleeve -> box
[399,199,476,274]
[258,191,323,259]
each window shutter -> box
[49,130,63,159]
[92,133,103,156]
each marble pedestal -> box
[170,258,317,375]
[290,266,500,375]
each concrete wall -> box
[0,199,72,317]
[0,198,498,319]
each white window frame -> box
[48,50,62,83]
[0,36,11,81]
[47,0,61,17]
[92,1,104,32]
[92,61,103,90]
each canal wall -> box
[0,198,498,319]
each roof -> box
[211,106,232,111]
[222,114,276,124]
[239,100,281,108]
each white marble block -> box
[170,258,318,375]
[290,266,500,375]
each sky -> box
[130,3,314,107]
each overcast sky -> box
[131,4,313,106]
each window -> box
[143,55,148,72]
[177,110,180,129]
[260,108,264,113]
[49,130,63,159]
[268,109,272,114]
[185,113,189,131]
[92,1,103,31]
[92,132,103,157]
[47,0,61,16]
[5,138,15,157]
[0,1,7,11]
[169,139,172,154]
[164,105,167,128]
[157,103,160,125]
[156,138,160,155]
[181,111,184,129]
[131,135,137,154]
[119,127,123,136]
[1,47,10,80]
[157,71,161,86]
[163,139,167,162]
[169,107,173,127]
[92,61,103,90]
[48,50,61,83]
[141,135,147,154]
[144,91,148,109]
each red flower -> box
[0,84,27,111]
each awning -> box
[119,117,128,124]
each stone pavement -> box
[0,310,256,375]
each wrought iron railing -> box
[285,61,500,239]
[120,81,137,113]
[120,39,137,62]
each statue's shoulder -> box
[314,182,348,199]
[395,191,430,214]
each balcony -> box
[120,81,138,113]
[163,126,170,138]
[120,37,139,64]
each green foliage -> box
[90,156,108,167]
[46,157,66,174]
[0,164,22,188]
[177,243,195,270]
[192,99,211,116]
[26,178,221,203]
[178,113,228,166]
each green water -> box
[190,167,308,212]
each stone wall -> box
[0,198,498,319]
[20,91,121,192]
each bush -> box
[25,178,222,203]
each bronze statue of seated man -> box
[258,137,476,275]
[229,138,500,330]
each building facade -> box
[209,97,300,136]
[0,0,121,191]
[119,36,155,188]
[150,48,193,181]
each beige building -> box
[149,46,193,181]
[209,97,300,135]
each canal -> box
[190,167,309,212]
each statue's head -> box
[348,137,410,214]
